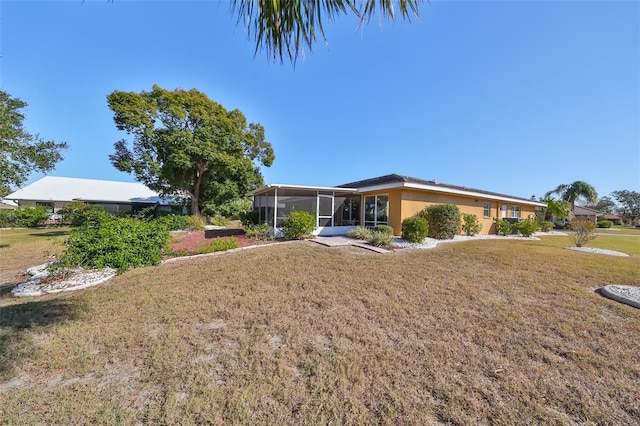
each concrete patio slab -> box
[309,236,390,253]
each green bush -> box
[282,210,316,240]
[156,214,189,231]
[60,216,171,273]
[348,226,373,240]
[243,223,275,240]
[0,210,13,228]
[373,224,394,236]
[12,206,49,228]
[59,202,109,227]
[240,210,260,227]
[461,213,482,236]
[208,215,230,227]
[494,218,512,236]
[420,204,461,240]
[540,221,555,232]
[512,218,539,237]
[368,230,394,247]
[185,215,206,231]
[196,237,239,254]
[597,220,612,228]
[401,216,429,243]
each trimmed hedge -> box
[401,216,429,243]
[512,218,539,237]
[419,204,461,240]
[282,210,316,240]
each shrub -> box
[512,218,540,237]
[243,223,275,240]
[185,215,206,231]
[196,237,239,254]
[60,216,171,273]
[368,230,394,247]
[571,219,597,247]
[12,206,49,228]
[540,221,555,232]
[0,210,13,228]
[240,210,260,227]
[156,214,189,231]
[208,215,230,227]
[420,204,461,240]
[554,221,570,229]
[373,224,394,236]
[348,226,373,241]
[597,220,612,228]
[401,216,429,243]
[461,213,482,236]
[494,218,512,236]
[282,210,316,240]
[59,203,109,227]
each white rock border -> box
[564,247,629,257]
[600,285,640,309]
[11,263,116,297]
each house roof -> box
[338,174,547,207]
[573,205,601,215]
[5,176,173,205]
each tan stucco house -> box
[249,174,547,236]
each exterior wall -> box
[399,190,538,235]
[358,188,403,234]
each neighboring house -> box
[249,174,547,236]
[573,205,601,224]
[602,213,622,225]
[0,199,18,210]
[4,176,180,218]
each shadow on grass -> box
[0,244,8,248]
[0,298,82,380]
[28,230,70,237]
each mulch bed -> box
[168,229,276,256]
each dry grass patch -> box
[0,238,638,424]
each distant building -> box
[4,176,182,217]
[573,205,601,224]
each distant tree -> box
[612,190,640,224]
[583,196,617,214]
[545,181,598,211]
[0,91,68,189]
[233,0,421,63]
[540,198,572,222]
[107,85,274,216]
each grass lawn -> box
[0,230,639,424]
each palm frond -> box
[233,0,422,64]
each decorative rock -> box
[600,285,640,309]
[11,264,116,297]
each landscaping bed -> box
[168,228,276,256]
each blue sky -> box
[2,1,639,201]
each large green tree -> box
[612,190,640,223]
[107,85,274,216]
[545,181,598,211]
[233,0,422,63]
[0,91,68,190]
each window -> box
[483,202,490,218]
[36,202,54,213]
[511,206,520,218]
[364,194,388,227]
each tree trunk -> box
[191,166,205,216]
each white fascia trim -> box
[248,184,358,196]
[357,182,547,207]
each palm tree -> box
[232,0,422,63]
[545,181,598,212]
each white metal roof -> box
[5,176,172,204]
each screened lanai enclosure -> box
[249,185,367,236]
